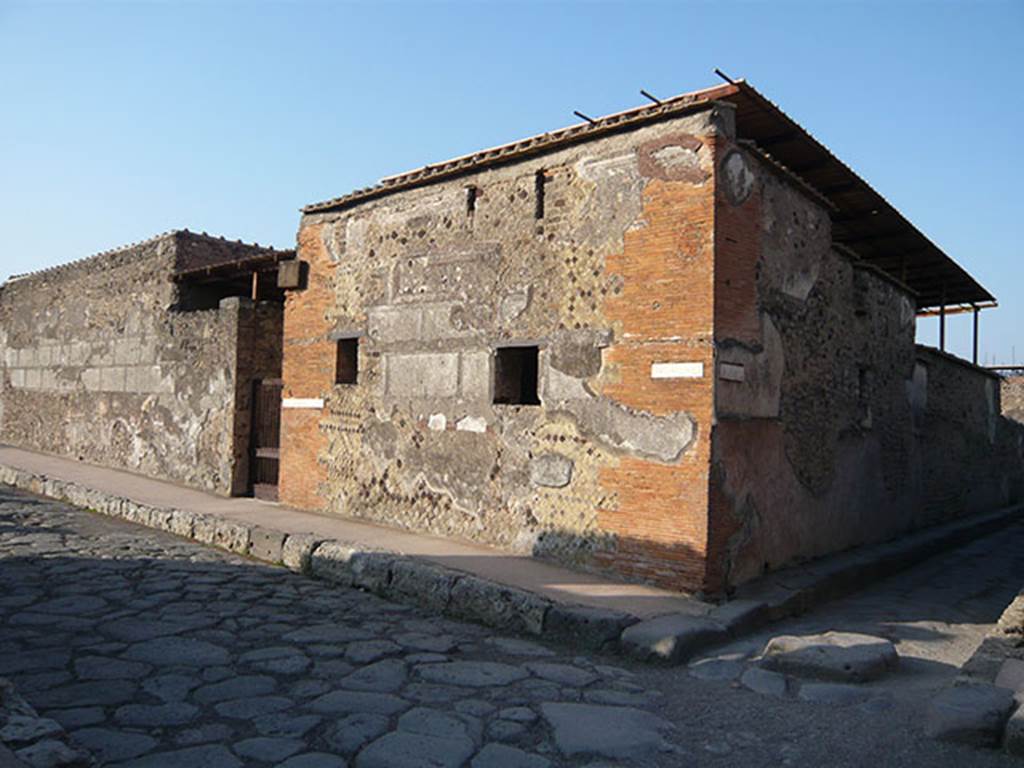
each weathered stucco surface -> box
[1004,376,1024,424]
[0,232,285,495]
[707,148,1024,592]
[281,106,732,590]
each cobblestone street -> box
[1,486,1022,767]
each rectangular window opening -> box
[493,346,540,405]
[466,185,478,215]
[534,170,546,219]
[335,338,359,385]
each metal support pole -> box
[973,306,979,365]
[939,303,946,352]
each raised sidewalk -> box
[1,444,1020,662]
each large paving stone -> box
[540,702,675,759]
[0,715,62,744]
[471,744,551,768]
[73,656,151,680]
[114,744,244,768]
[32,595,107,615]
[215,696,294,720]
[233,737,304,762]
[122,637,230,666]
[114,702,199,727]
[355,731,476,768]
[193,675,277,704]
[525,662,597,687]
[325,713,390,754]
[620,614,727,664]
[0,649,70,675]
[251,713,322,738]
[416,661,529,688]
[398,706,481,743]
[340,659,408,692]
[925,683,1016,746]
[70,727,158,762]
[279,754,349,768]
[31,680,137,709]
[310,690,411,716]
[760,632,898,682]
[283,625,372,644]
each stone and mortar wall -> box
[707,147,1024,593]
[1003,375,1024,424]
[0,233,282,495]
[281,105,734,592]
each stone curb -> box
[619,502,1024,665]
[0,466,638,655]
[0,676,93,767]
[935,578,1024,755]
[2,464,1021,667]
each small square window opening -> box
[493,346,540,405]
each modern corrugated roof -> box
[303,79,992,311]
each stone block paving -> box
[1,485,1022,767]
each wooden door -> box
[251,378,282,500]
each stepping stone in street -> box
[540,702,676,759]
[925,683,1016,747]
[760,632,898,683]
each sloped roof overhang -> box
[303,80,993,311]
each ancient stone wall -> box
[1003,375,1024,424]
[0,232,284,495]
[281,104,733,591]
[708,148,1024,593]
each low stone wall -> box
[1003,375,1024,424]
[0,232,286,496]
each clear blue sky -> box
[1,1,1021,364]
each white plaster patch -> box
[650,144,699,171]
[719,362,746,382]
[428,413,447,432]
[282,398,325,409]
[456,415,487,433]
[651,362,704,380]
[722,151,755,205]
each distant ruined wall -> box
[0,233,281,495]
[281,104,735,592]
[707,148,1024,593]
[1004,375,1024,424]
